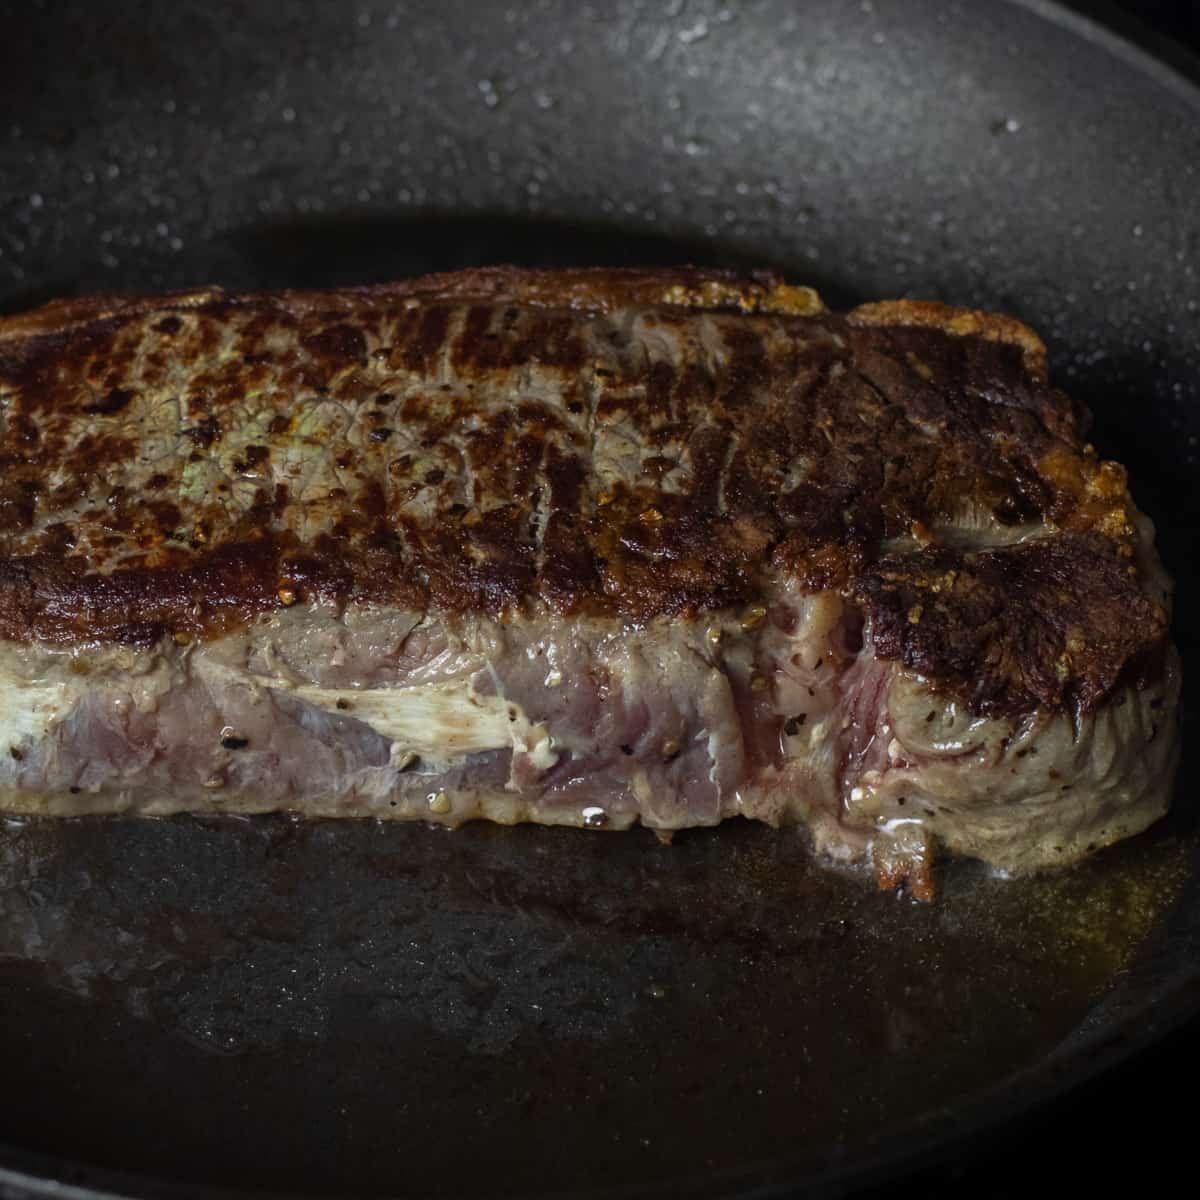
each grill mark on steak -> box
[0,268,1168,721]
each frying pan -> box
[0,1,1197,1196]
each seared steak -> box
[0,268,1178,895]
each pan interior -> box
[0,807,1194,1197]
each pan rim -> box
[1016,0,1200,110]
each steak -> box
[0,267,1179,896]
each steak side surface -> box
[0,268,1179,894]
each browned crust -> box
[847,299,1048,379]
[0,267,822,343]
[0,268,1169,717]
[855,534,1168,718]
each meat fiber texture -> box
[0,268,1179,896]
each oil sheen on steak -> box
[0,268,1179,895]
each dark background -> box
[1119,1,1200,45]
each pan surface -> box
[0,1,1197,1196]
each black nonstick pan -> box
[0,2,1197,1197]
